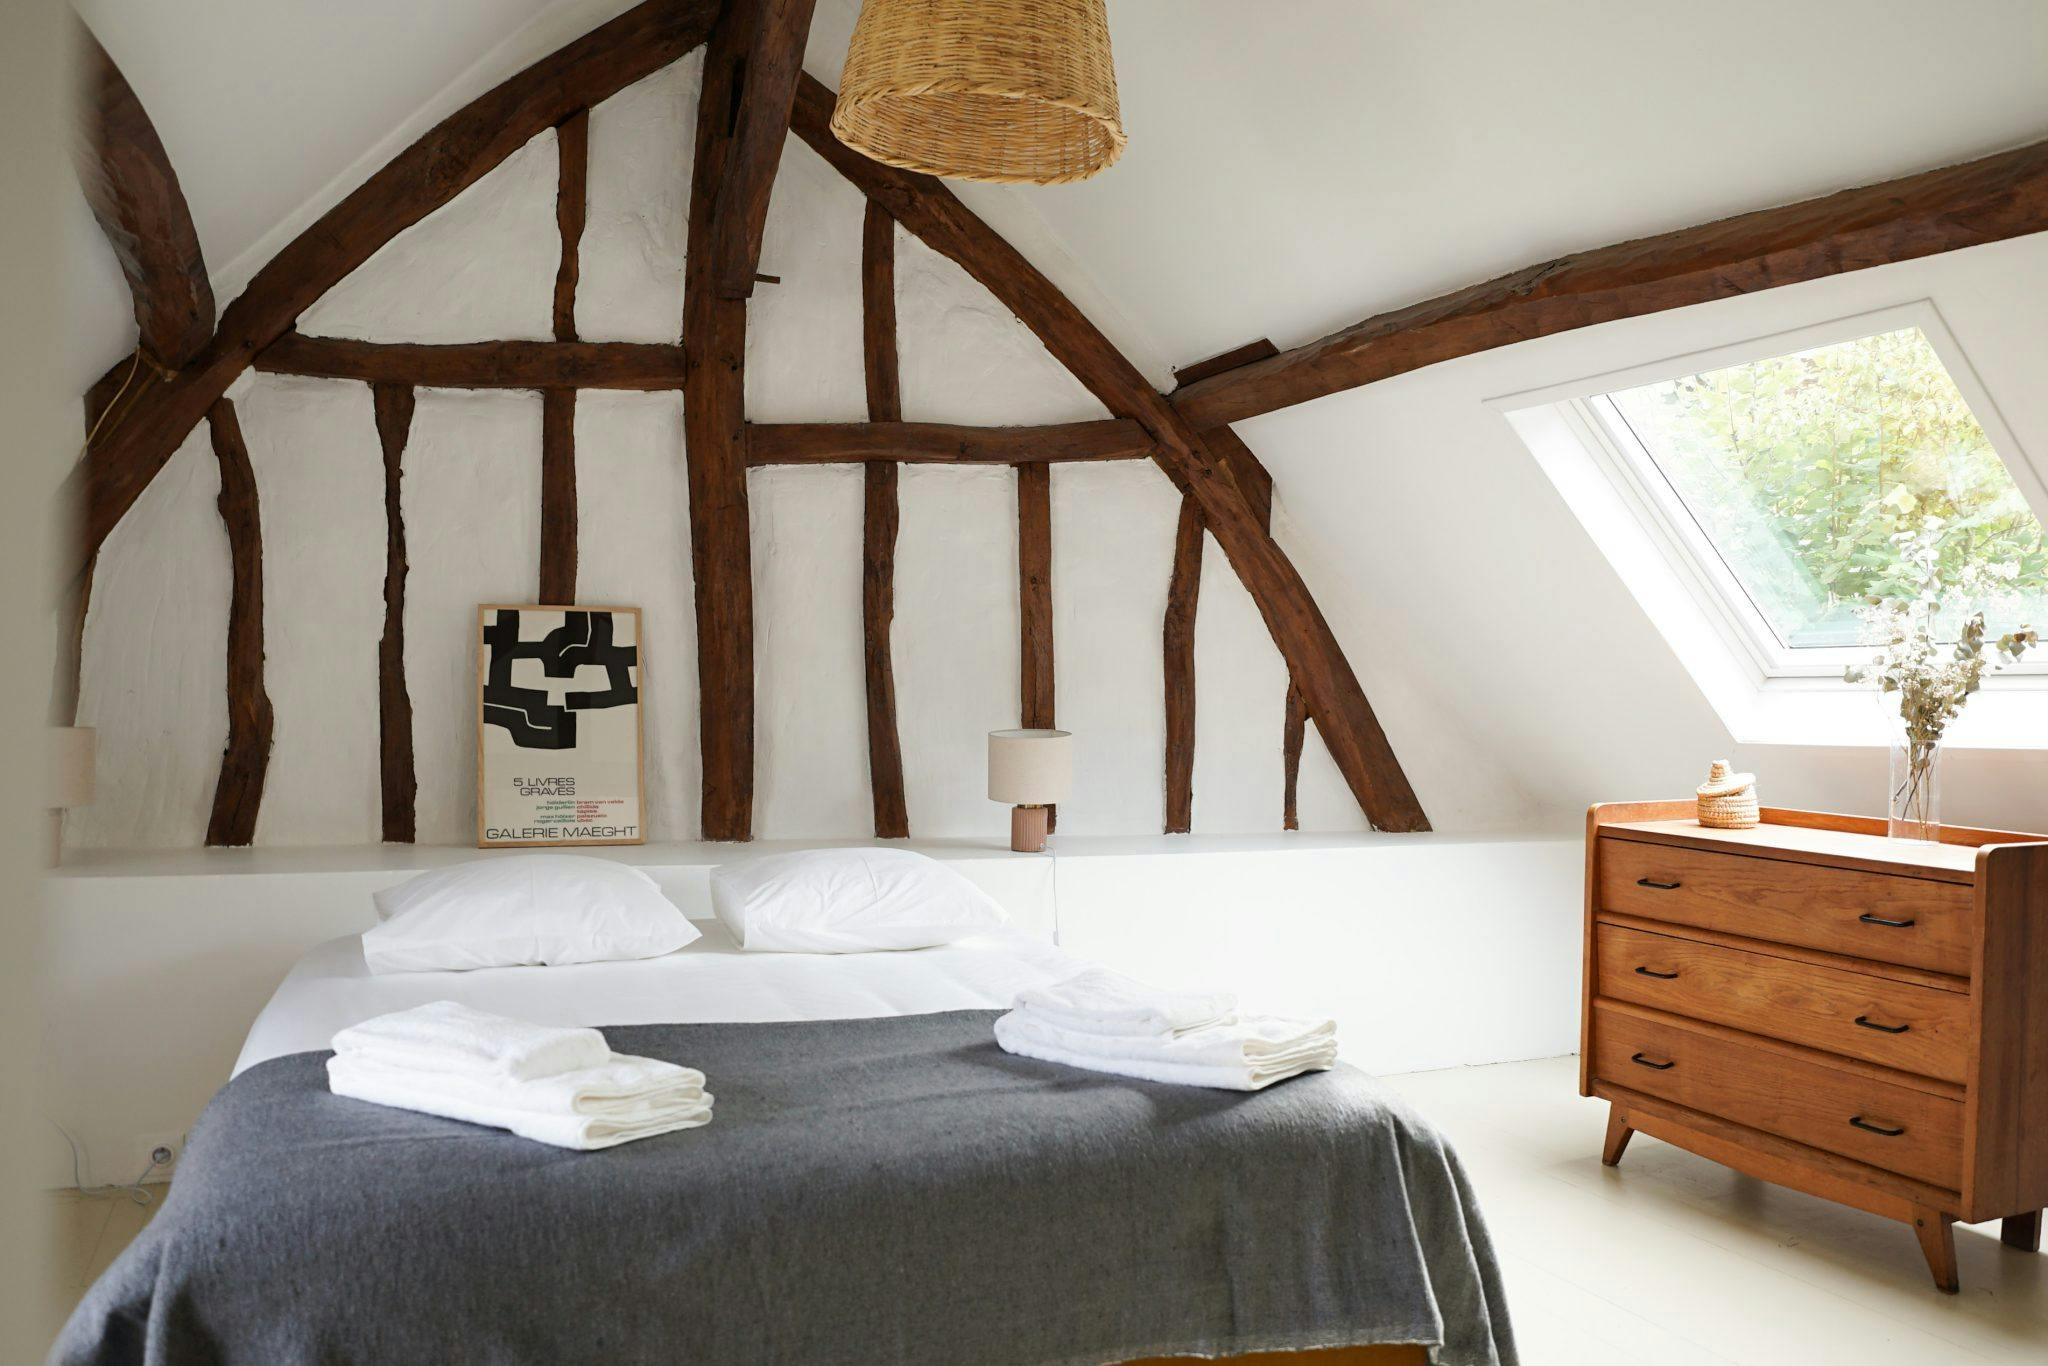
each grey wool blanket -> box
[57,1011,1517,1366]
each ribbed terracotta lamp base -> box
[1010,804,1050,854]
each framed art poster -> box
[476,605,645,847]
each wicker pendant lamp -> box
[831,0,1127,185]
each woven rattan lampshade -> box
[831,0,1127,186]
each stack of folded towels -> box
[326,1001,712,1150]
[993,967,1337,1091]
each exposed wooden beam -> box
[539,103,587,606]
[74,24,214,368]
[709,0,820,298]
[792,74,1427,830]
[684,2,760,840]
[1173,139,2048,430]
[1171,338,1278,392]
[1282,683,1306,832]
[372,384,417,844]
[553,109,589,342]
[747,419,1153,466]
[203,399,272,846]
[1162,497,1202,834]
[74,0,719,581]
[255,334,691,390]
[861,202,908,839]
[540,391,578,604]
[1016,461,1056,833]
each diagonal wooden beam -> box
[254,334,691,390]
[72,0,719,582]
[74,24,215,369]
[684,0,761,840]
[861,201,909,839]
[792,74,1428,830]
[746,419,1153,465]
[1173,138,2048,430]
[709,0,820,298]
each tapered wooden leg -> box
[1910,1207,1958,1293]
[2002,1210,2042,1252]
[1601,1105,1633,1166]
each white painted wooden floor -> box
[1382,1056,2046,1366]
[44,1055,2046,1363]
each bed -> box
[58,923,1517,1365]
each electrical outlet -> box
[128,1131,183,1184]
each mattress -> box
[234,922,1082,1073]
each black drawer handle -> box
[1858,913,1916,928]
[1634,966,1679,980]
[1636,877,1681,890]
[1849,1115,1906,1138]
[1630,1052,1676,1070]
[1854,1015,1910,1034]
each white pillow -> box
[711,848,1009,952]
[362,855,699,974]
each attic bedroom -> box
[3,2,2046,1363]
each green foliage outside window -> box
[1607,327,2048,649]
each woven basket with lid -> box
[831,0,1127,185]
[1696,760,1759,829]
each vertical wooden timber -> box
[1016,461,1055,832]
[1162,497,1203,833]
[552,110,588,342]
[709,0,821,297]
[372,384,418,843]
[684,4,758,839]
[1283,682,1307,832]
[539,391,578,604]
[540,109,587,606]
[203,399,272,845]
[861,202,909,837]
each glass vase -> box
[1887,737,1942,842]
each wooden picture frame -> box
[476,604,646,848]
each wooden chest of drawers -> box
[1581,802,2048,1292]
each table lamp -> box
[988,728,1071,853]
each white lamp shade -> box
[46,726,97,810]
[988,729,1072,805]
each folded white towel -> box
[998,1009,1335,1070]
[326,1056,713,1151]
[1011,967,1235,1037]
[993,1012,1333,1091]
[327,1051,704,1119]
[331,1001,609,1081]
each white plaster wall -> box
[751,464,869,836]
[746,136,866,422]
[894,465,1018,839]
[236,375,385,845]
[569,390,697,839]
[297,134,558,343]
[402,389,543,845]
[72,429,229,848]
[896,228,1109,425]
[1048,462,1181,832]
[578,57,691,343]
[1190,530,1291,832]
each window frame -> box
[1497,301,2048,750]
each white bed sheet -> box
[233,923,1081,1075]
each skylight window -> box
[1590,327,2048,653]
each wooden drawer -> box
[1598,837,1973,976]
[1595,922,1970,1082]
[1591,1001,1962,1189]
